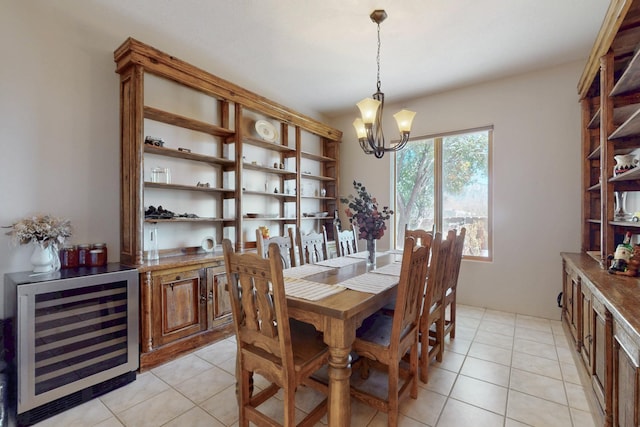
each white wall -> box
[332,61,583,319]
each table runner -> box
[316,256,364,268]
[284,277,345,300]
[336,272,398,294]
[283,264,334,279]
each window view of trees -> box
[395,128,491,259]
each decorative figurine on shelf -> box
[608,231,634,274]
[624,245,640,277]
[258,226,270,239]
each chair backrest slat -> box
[333,224,358,257]
[294,227,329,265]
[392,236,431,349]
[256,229,296,268]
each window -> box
[394,126,492,260]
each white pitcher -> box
[614,154,639,176]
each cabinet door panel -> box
[154,269,206,346]
[581,287,592,371]
[615,340,638,427]
[214,272,232,319]
[592,301,609,416]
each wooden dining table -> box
[285,252,402,427]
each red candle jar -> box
[59,245,79,269]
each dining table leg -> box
[324,318,356,427]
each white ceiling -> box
[47,0,609,118]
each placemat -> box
[337,272,398,294]
[284,278,346,301]
[316,257,365,268]
[283,264,334,279]
[346,250,384,259]
[371,262,402,277]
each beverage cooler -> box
[3,264,139,426]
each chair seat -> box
[356,312,393,347]
[290,319,328,368]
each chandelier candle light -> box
[353,9,416,159]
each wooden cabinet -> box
[139,260,233,370]
[581,285,593,371]
[559,252,640,427]
[580,0,640,262]
[562,259,580,349]
[113,38,341,369]
[591,294,611,421]
[613,320,640,427]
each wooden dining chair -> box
[419,231,451,384]
[405,226,434,248]
[256,229,296,268]
[333,224,358,257]
[222,239,329,427]
[350,236,430,427]
[293,227,328,265]
[443,227,466,340]
[380,227,433,315]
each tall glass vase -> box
[615,191,629,220]
[366,238,376,267]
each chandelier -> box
[353,9,416,159]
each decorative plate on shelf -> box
[255,120,278,142]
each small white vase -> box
[30,243,58,273]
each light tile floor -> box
[33,305,600,427]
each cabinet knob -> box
[175,276,181,281]
[209,290,214,301]
[200,294,207,303]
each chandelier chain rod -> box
[376,22,381,92]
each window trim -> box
[393,125,493,262]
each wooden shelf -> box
[610,219,640,227]
[243,217,295,221]
[144,217,233,223]
[144,106,234,138]
[588,146,601,159]
[144,145,234,168]
[300,195,335,200]
[611,45,640,96]
[243,190,296,199]
[588,107,601,129]
[300,151,336,162]
[144,182,235,194]
[609,166,640,182]
[242,162,297,176]
[300,173,336,182]
[242,136,296,152]
[609,105,640,139]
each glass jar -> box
[77,244,91,267]
[60,245,79,269]
[91,243,108,266]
